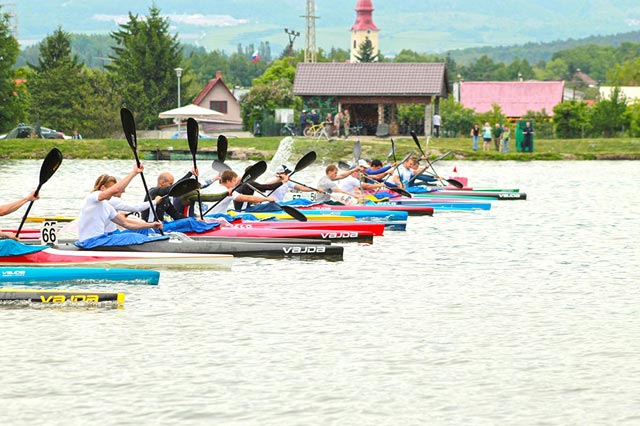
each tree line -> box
[2,4,639,138]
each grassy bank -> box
[1,136,639,161]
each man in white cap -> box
[268,165,317,203]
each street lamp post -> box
[175,67,183,132]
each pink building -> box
[459,81,565,118]
[192,71,242,131]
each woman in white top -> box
[77,165,162,242]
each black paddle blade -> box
[391,138,397,162]
[187,118,199,156]
[217,135,228,163]
[169,178,199,197]
[389,186,412,198]
[242,160,267,183]
[281,205,308,222]
[38,148,63,192]
[399,151,413,165]
[294,151,317,173]
[120,108,137,151]
[410,131,425,156]
[446,178,464,189]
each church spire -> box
[350,0,380,62]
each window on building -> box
[353,40,356,49]
[210,100,228,114]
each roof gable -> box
[293,63,448,97]
[460,81,565,117]
[193,76,235,106]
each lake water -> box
[0,159,639,425]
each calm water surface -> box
[0,159,638,425]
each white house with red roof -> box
[192,71,242,132]
[350,0,379,63]
[459,81,565,118]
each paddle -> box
[246,184,308,222]
[266,151,317,196]
[120,108,164,235]
[391,138,397,162]
[126,178,198,218]
[334,160,412,198]
[353,139,361,163]
[202,160,268,216]
[410,131,463,188]
[187,118,204,219]
[217,135,228,162]
[287,178,326,194]
[15,147,63,238]
[211,159,232,173]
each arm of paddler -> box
[179,189,228,203]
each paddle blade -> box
[399,151,413,165]
[169,178,199,198]
[120,108,137,151]
[410,131,425,156]
[338,161,352,171]
[353,139,361,162]
[211,160,232,173]
[187,118,199,157]
[217,135,228,163]
[38,148,63,192]
[294,151,317,173]
[446,178,464,189]
[391,138,397,162]
[281,205,308,222]
[241,160,267,184]
[389,186,412,198]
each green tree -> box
[627,102,640,137]
[253,58,296,86]
[590,87,629,137]
[522,109,553,139]
[354,37,378,63]
[0,6,23,131]
[108,5,183,129]
[28,27,87,135]
[553,101,591,138]
[476,104,506,129]
[240,78,301,133]
[438,97,476,137]
[607,58,640,86]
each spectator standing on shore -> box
[433,112,442,137]
[522,121,534,153]
[333,111,344,138]
[493,123,503,152]
[482,122,492,151]
[501,125,510,152]
[72,130,83,140]
[309,110,319,125]
[470,123,480,151]
[344,109,351,138]
[299,110,308,136]
[324,112,334,138]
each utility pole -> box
[284,28,300,57]
[302,0,318,62]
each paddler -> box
[77,165,163,242]
[0,191,39,239]
[203,170,275,215]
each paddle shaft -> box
[411,132,462,188]
[15,185,42,237]
[246,183,306,221]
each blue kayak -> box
[0,267,159,285]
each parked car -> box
[0,124,70,139]
[170,131,214,139]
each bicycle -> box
[280,123,298,136]
[346,125,363,139]
[303,123,324,137]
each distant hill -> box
[9,0,640,57]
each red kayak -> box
[223,220,385,236]
[298,204,434,216]
[186,226,376,243]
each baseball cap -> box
[275,165,292,174]
[357,159,369,167]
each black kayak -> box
[53,239,344,261]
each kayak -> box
[0,267,159,285]
[187,226,376,243]
[225,212,357,222]
[224,220,386,236]
[0,240,233,270]
[234,211,407,231]
[372,199,492,211]
[298,204,434,217]
[413,189,527,200]
[52,238,344,261]
[0,288,124,304]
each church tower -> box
[350,0,379,63]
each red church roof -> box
[351,0,378,31]
[460,81,565,117]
